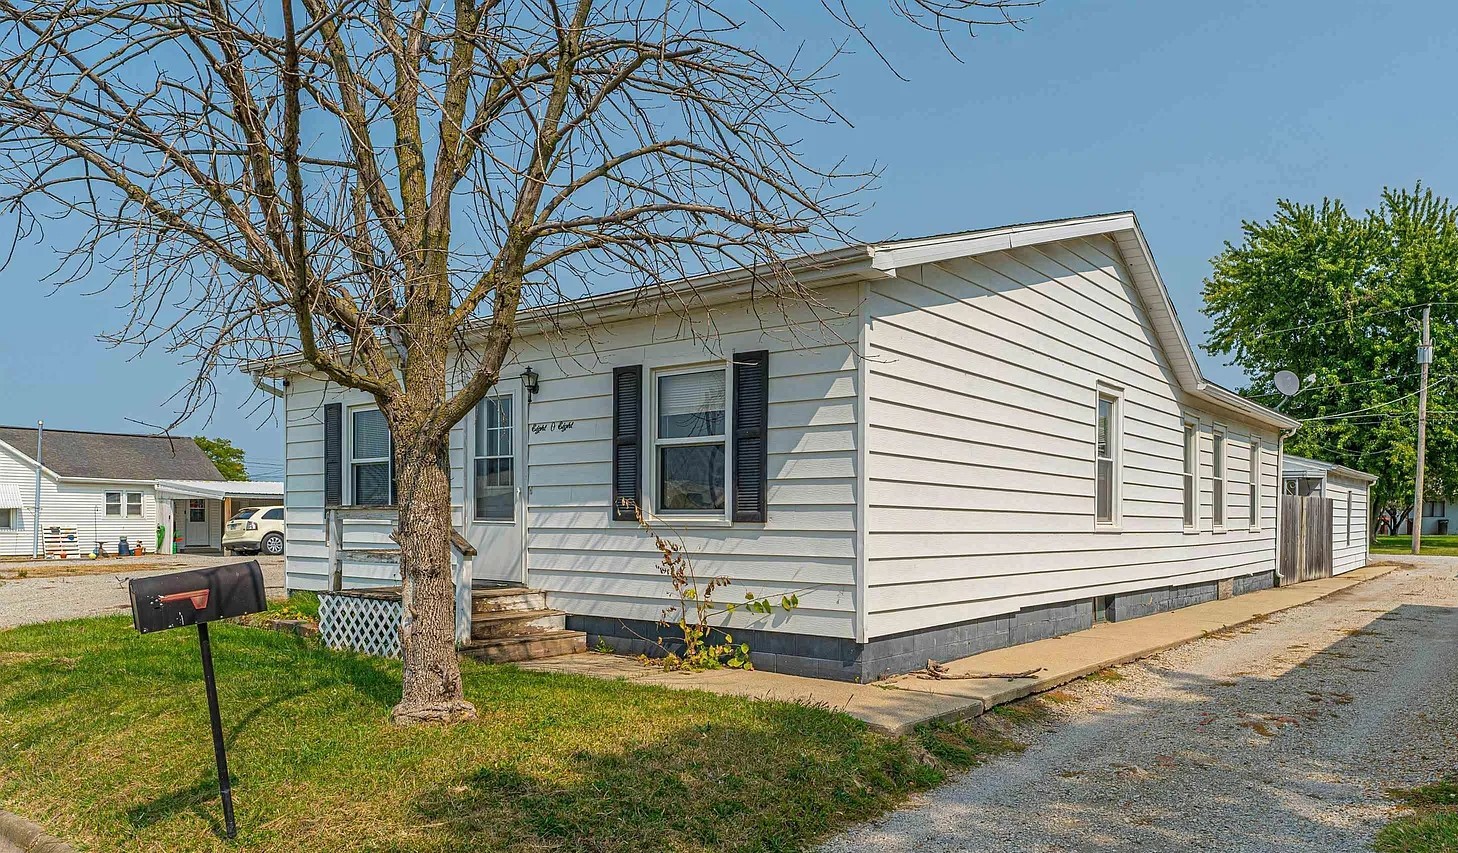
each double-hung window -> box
[105,491,122,516]
[474,395,515,520]
[1182,421,1198,529]
[350,408,392,506]
[655,367,728,515]
[1211,428,1227,529]
[0,509,14,529]
[1094,390,1120,526]
[1248,441,1260,530]
[126,492,143,517]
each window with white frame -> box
[1182,420,1198,528]
[0,508,14,529]
[188,499,206,522]
[105,491,122,516]
[351,408,392,506]
[474,395,515,520]
[1095,391,1120,525]
[1248,441,1260,530]
[655,367,728,514]
[1211,428,1227,529]
[126,492,143,517]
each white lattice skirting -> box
[317,591,403,658]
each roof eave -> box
[245,244,883,378]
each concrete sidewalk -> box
[520,563,1397,734]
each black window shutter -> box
[388,430,397,506]
[612,365,643,521]
[323,402,343,507]
[732,350,770,523]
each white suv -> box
[223,506,286,556]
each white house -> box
[0,426,283,557]
[1281,454,1375,575]
[254,212,1303,680]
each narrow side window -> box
[1182,421,1198,529]
[1095,391,1120,525]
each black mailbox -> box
[128,561,266,634]
[128,560,267,839]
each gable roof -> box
[1282,453,1378,484]
[247,211,1299,431]
[0,426,225,482]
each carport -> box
[154,479,283,553]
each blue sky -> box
[2,0,1453,474]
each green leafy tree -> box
[194,436,248,482]
[1203,185,1458,534]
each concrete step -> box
[471,586,548,615]
[460,629,587,664]
[470,607,566,640]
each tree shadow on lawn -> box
[403,709,916,853]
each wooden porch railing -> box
[322,506,476,644]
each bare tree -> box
[0,0,1032,723]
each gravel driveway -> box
[0,554,285,629]
[822,556,1458,853]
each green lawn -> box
[1375,777,1458,852]
[0,617,1012,852]
[1373,535,1458,556]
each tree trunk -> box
[390,431,477,725]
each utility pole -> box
[31,420,42,559]
[1412,306,1432,555]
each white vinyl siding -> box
[279,285,862,639]
[862,235,1281,638]
[1327,474,1370,575]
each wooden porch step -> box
[470,608,566,640]
[459,629,587,663]
[471,586,548,615]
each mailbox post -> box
[129,561,266,839]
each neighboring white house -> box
[1408,499,1458,536]
[1281,454,1376,575]
[0,426,283,557]
[253,211,1303,681]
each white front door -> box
[466,390,524,584]
[184,499,210,548]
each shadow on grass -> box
[126,776,229,839]
[404,718,913,853]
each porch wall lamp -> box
[522,366,540,399]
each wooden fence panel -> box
[1280,494,1334,584]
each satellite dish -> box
[1273,370,1302,397]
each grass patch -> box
[0,616,975,852]
[1085,668,1125,683]
[1374,535,1458,557]
[914,719,1024,769]
[990,697,1053,725]
[1376,776,1458,852]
